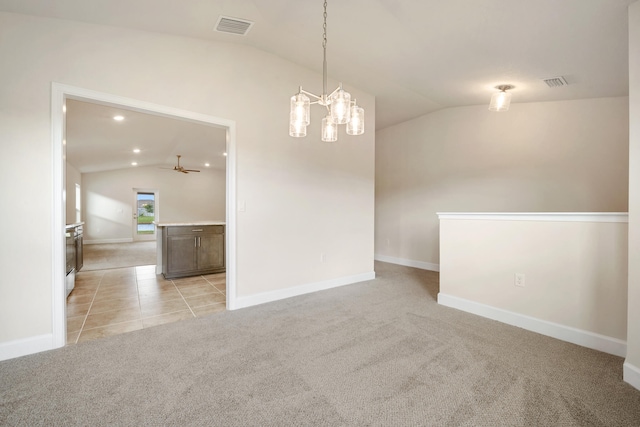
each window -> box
[75,183,81,223]
[136,192,155,235]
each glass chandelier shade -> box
[289,120,307,138]
[346,103,364,135]
[290,92,310,126]
[322,115,338,142]
[489,85,513,112]
[288,0,364,142]
[330,87,351,124]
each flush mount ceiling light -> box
[289,0,364,142]
[489,85,514,112]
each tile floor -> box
[66,265,226,344]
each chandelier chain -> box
[322,0,327,50]
[322,0,328,98]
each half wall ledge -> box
[437,211,629,357]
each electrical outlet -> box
[515,273,525,287]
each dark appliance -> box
[75,224,83,272]
[65,226,76,297]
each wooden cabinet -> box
[161,225,225,279]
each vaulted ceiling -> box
[0,0,633,171]
[0,0,633,129]
[65,99,227,173]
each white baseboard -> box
[232,271,376,310]
[0,334,58,362]
[437,293,627,357]
[623,362,640,391]
[85,238,134,244]
[374,254,439,272]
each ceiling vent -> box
[215,16,254,35]
[542,76,569,88]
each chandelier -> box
[289,0,365,142]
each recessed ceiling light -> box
[205,163,210,167]
[133,148,140,153]
[223,152,227,156]
[131,162,138,166]
[114,115,124,121]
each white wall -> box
[65,162,82,224]
[625,0,640,390]
[0,12,375,347]
[81,166,226,242]
[438,214,628,356]
[375,97,629,268]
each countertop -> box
[154,221,225,227]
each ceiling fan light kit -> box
[289,0,365,142]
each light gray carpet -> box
[1,262,639,426]
[82,241,156,271]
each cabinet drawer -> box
[166,225,224,236]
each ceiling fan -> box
[167,155,200,174]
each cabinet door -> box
[167,235,197,274]
[198,233,225,271]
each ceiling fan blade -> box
[165,156,200,173]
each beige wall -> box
[81,166,226,242]
[375,98,629,267]
[626,0,640,388]
[0,12,375,345]
[439,215,628,350]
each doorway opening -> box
[133,190,158,241]
[52,83,237,348]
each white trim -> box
[436,212,629,223]
[623,362,640,391]
[51,85,66,349]
[51,82,238,348]
[225,123,238,310]
[437,293,627,357]
[233,271,376,310]
[374,254,440,272]
[0,334,55,362]
[84,238,135,244]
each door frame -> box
[132,188,159,241]
[51,82,238,348]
